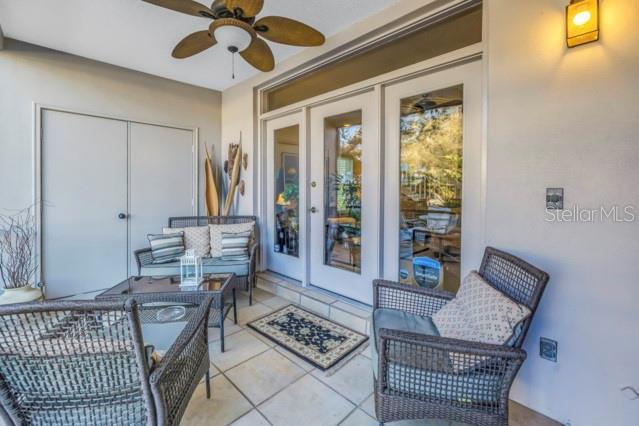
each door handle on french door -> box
[118,213,127,219]
[309,207,317,213]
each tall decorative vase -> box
[0,286,43,305]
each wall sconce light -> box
[566,0,599,47]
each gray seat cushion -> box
[140,257,249,277]
[371,308,439,379]
[371,308,500,403]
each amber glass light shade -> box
[566,0,599,47]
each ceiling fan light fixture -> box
[212,21,253,52]
[149,0,325,76]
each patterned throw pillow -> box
[209,222,254,258]
[221,231,252,261]
[163,226,210,258]
[148,232,185,264]
[432,271,531,370]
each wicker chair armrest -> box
[373,279,455,317]
[376,327,526,411]
[149,296,213,423]
[134,247,154,274]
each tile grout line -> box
[235,293,372,406]
[337,405,362,426]
[253,370,313,421]
[209,289,369,425]
[308,356,374,408]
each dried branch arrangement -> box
[223,142,243,216]
[0,207,38,289]
[204,133,247,216]
[204,144,220,216]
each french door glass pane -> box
[399,85,463,292]
[274,125,300,257]
[324,111,362,273]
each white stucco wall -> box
[486,1,639,424]
[0,39,222,213]
[221,1,639,424]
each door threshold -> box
[257,271,372,335]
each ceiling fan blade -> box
[222,0,264,18]
[254,16,325,46]
[172,30,217,59]
[142,0,215,18]
[240,38,274,72]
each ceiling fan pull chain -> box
[232,51,236,79]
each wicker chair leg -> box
[205,370,211,399]
[249,277,253,306]
[233,288,238,324]
[220,311,225,353]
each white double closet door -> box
[41,109,196,298]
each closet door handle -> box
[118,213,127,220]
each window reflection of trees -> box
[400,105,462,212]
[399,89,463,293]
[325,124,363,273]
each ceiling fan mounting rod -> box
[232,7,245,18]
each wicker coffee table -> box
[96,273,236,351]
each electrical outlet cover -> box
[540,337,558,362]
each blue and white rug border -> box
[247,304,369,371]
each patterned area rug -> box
[248,305,368,371]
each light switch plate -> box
[546,188,564,210]
[540,337,558,362]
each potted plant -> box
[0,207,43,304]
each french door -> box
[264,113,305,281]
[383,61,483,293]
[309,91,380,304]
[261,60,483,303]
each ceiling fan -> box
[401,95,462,116]
[143,0,326,75]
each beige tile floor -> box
[182,288,559,426]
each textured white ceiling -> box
[0,0,398,91]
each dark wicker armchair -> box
[0,297,213,426]
[134,216,259,304]
[373,247,549,426]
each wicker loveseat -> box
[134,216,259,304]
[0,297,212,426]
[372,247,549,426]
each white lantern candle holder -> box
[180,249,203,288]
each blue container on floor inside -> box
[413,257,442,289]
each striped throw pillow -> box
[148,232,185,264]
[221,231,251,261]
